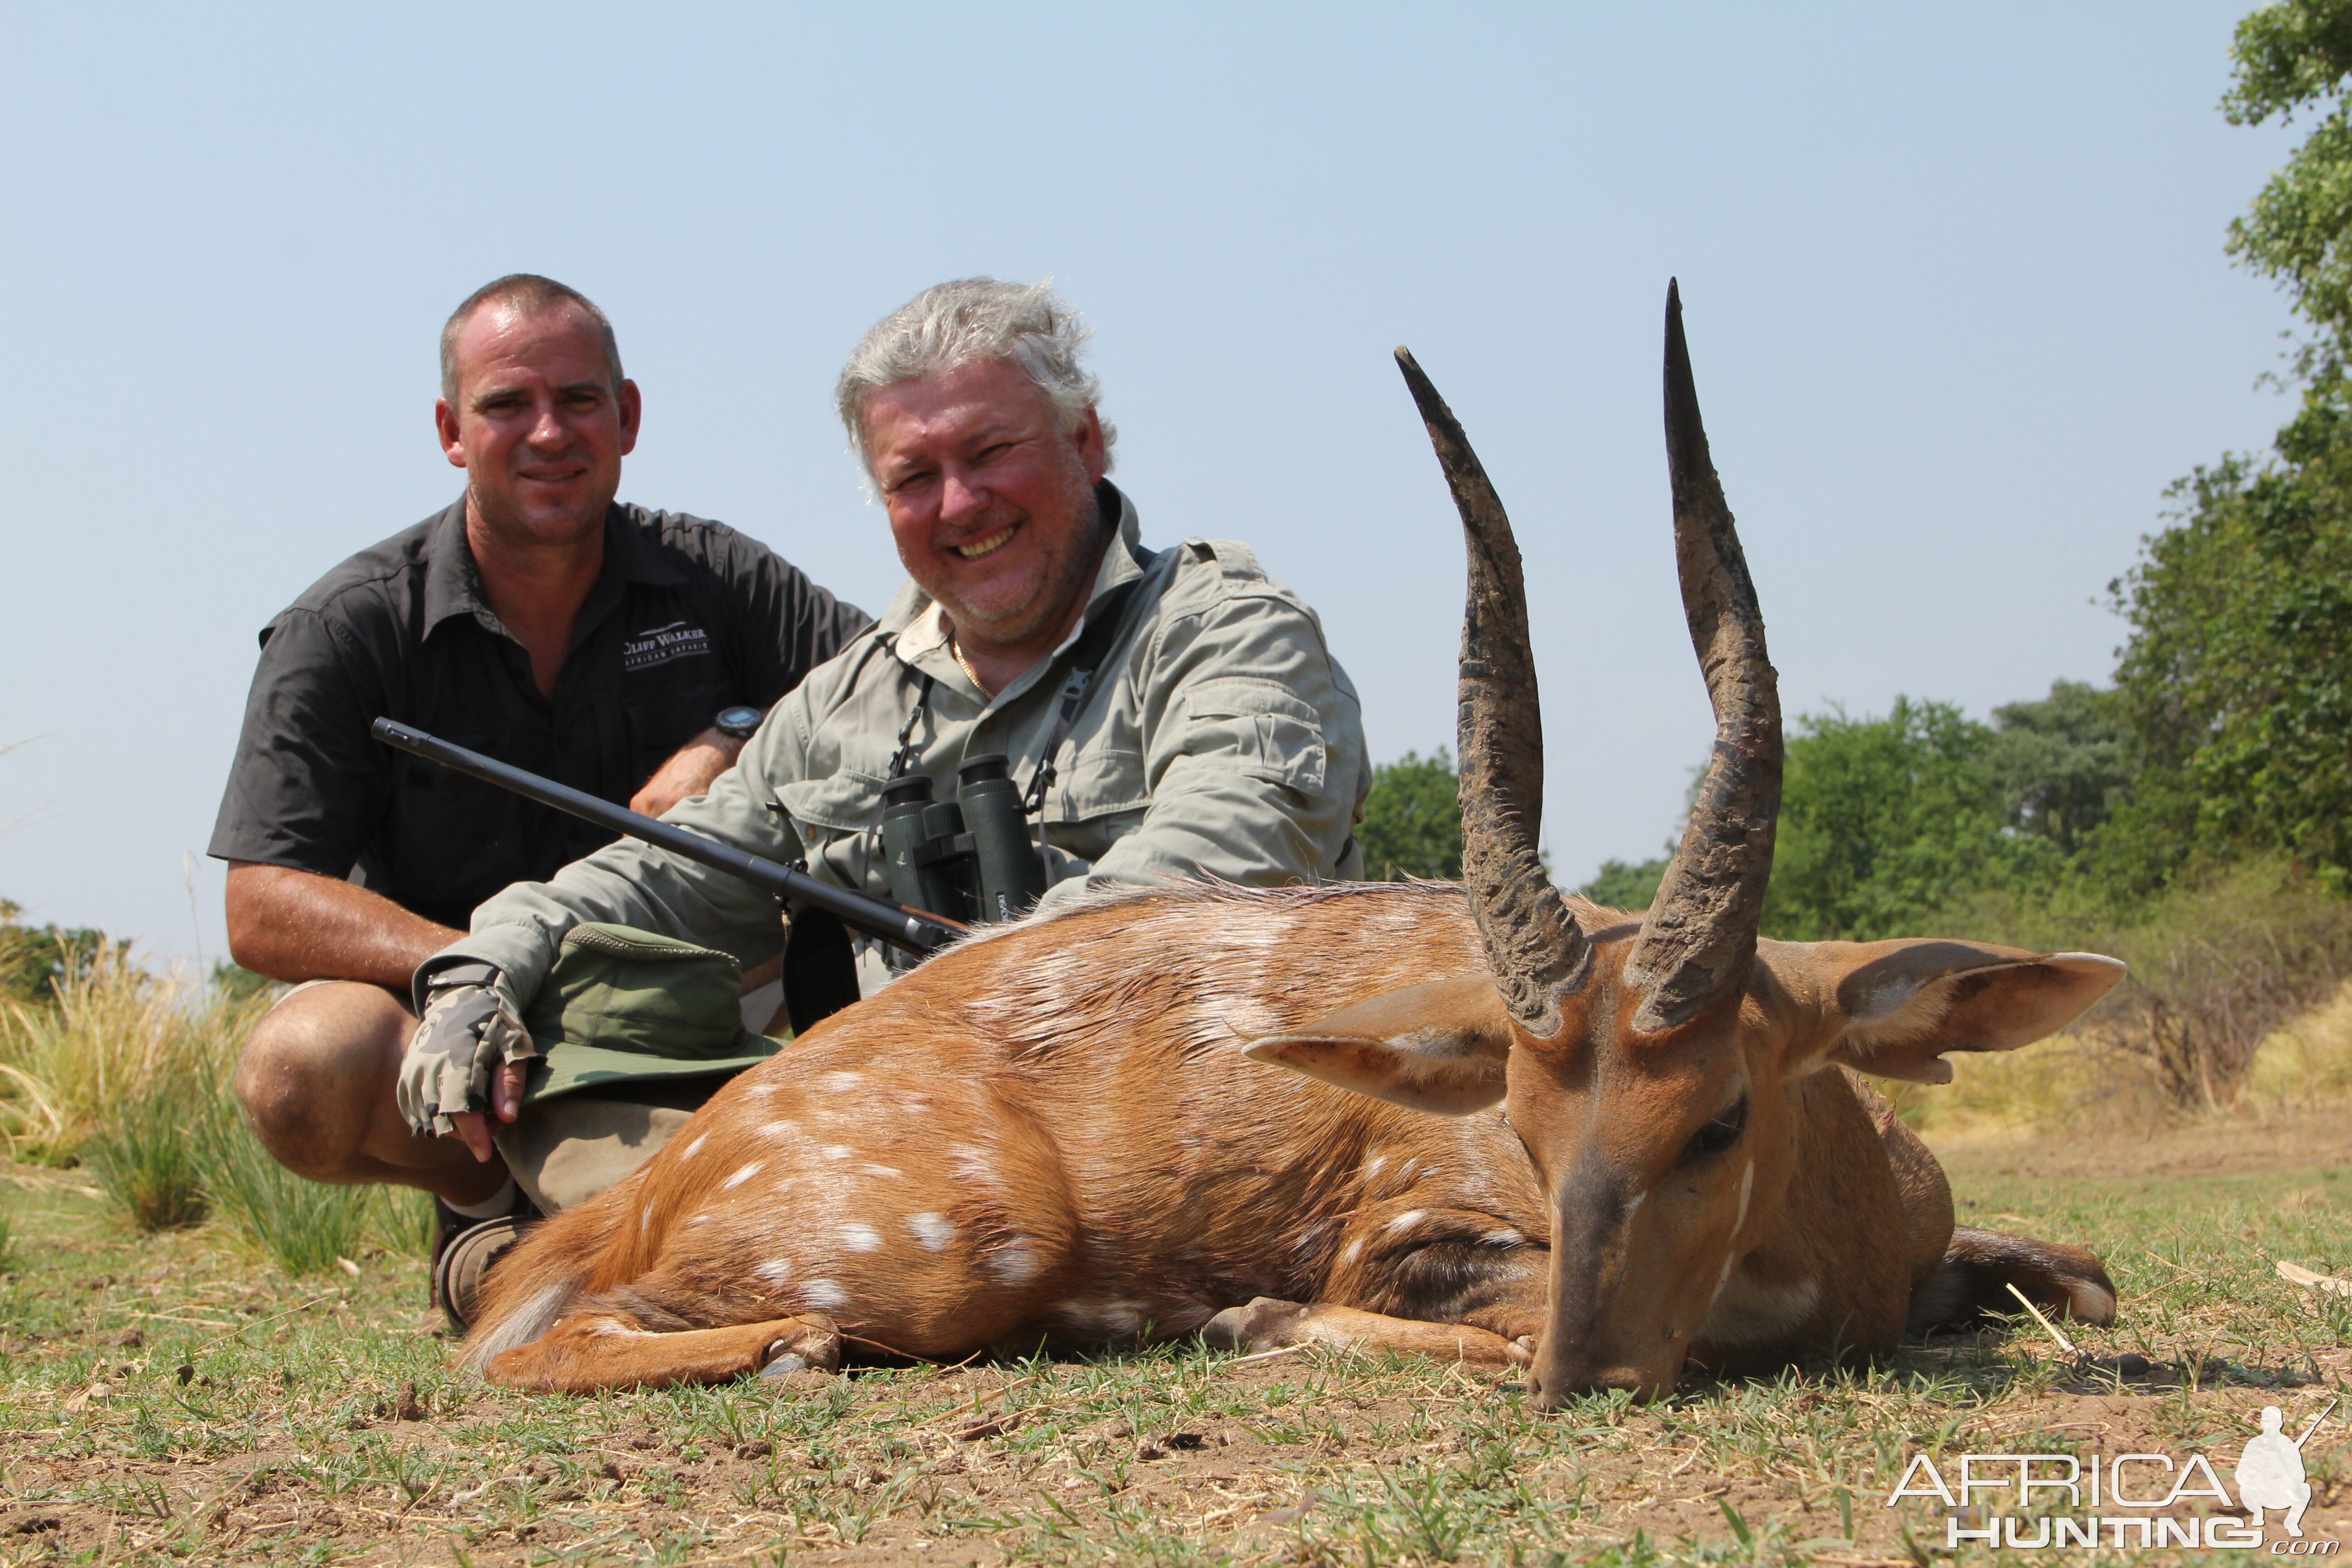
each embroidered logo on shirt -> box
[622,620,713,672]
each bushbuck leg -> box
[487,1311,842,1393]
[1204,1299,1533,1367]
[1846,1071,2118,1334]
[1908,1229,2117,1335]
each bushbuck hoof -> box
[1203,1297,1310,1354]
[756,1315,842,1378]
[1907,1227,2118,1335]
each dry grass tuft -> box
[0,945,263,1163]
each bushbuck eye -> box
[1681,1094,1748,1164]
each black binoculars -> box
[879,754,1049,928]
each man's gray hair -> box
[440,274,624,404]
[835,278,1116,477]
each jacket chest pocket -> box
[772,771,887,843]
[1048,745,1147,832]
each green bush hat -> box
[520,924,781,1104]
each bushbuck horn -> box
[1623,281,1784,1033]
[1394,347,1588,1036]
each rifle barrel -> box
[369,717,961,956]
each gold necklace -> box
[947,631,990,696]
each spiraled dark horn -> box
[1395,347,1589,1036]
[1624,282,1783,1034]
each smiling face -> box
[861,358,1110,663]
[436,302,641,550]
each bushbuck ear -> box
[1805,940,2127,1084]
[1240,976,1516,1115]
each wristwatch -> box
[714,705,764,741]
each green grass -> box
[80,1065,213,1233]
[0,955,2346,1562]
[195,1091,431,1276]
[0,1125,2344,1566]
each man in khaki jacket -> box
[404,279,1370,1315]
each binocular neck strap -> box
[884,674,936,784]
[1020,566,1149,823]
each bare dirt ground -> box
[0,1107,2345,1565]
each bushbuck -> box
[465,284,2120,1406]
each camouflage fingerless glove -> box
[397,961,541,1137]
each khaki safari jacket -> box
[433,485,1371,1017]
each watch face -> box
[715,705,764,738]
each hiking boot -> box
[431,1217,526,1334]
[430,1192,539,1334]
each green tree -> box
[1985,680,2139,858]
[0,899,109,1003]
[2078,2,2352,891]
[2226,0,2352,378]
[1578,856,1669,912]
[1356,750,1463,881]
[1759,699,2055,942]
[2110,446,2352,887]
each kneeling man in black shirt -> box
[208,274,867,1265]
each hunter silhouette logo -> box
[1886,1398,2337,1551]
[2239,1402,2332,1539]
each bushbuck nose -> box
[1528,1344,1672,1411]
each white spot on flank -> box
[720,1161,763,1191]
[1054,1300,1142,1337]
[820,1144,852,1161]
[759,1121,802,1142]
[1383,1209,1426,1235]
[907,1213,956,1250]
[818,1071,864,1092]
[687,1214,712,1226]
[839,1223,882,1252]
[1732,1160,1754,1237]
[860,1164,904,1180]
[754,1258,792,1284]
[742,1081,778,1098]
[984,1242,1039,1285]
[680,1133,707,1161]
[1342,1238,1364,1265]
[949,1143,996,1186]
[802,1278,849,1309]
[1362,1153,1386,1180]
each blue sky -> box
[0,4,2308,962]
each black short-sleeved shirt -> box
[208,498,871,931]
